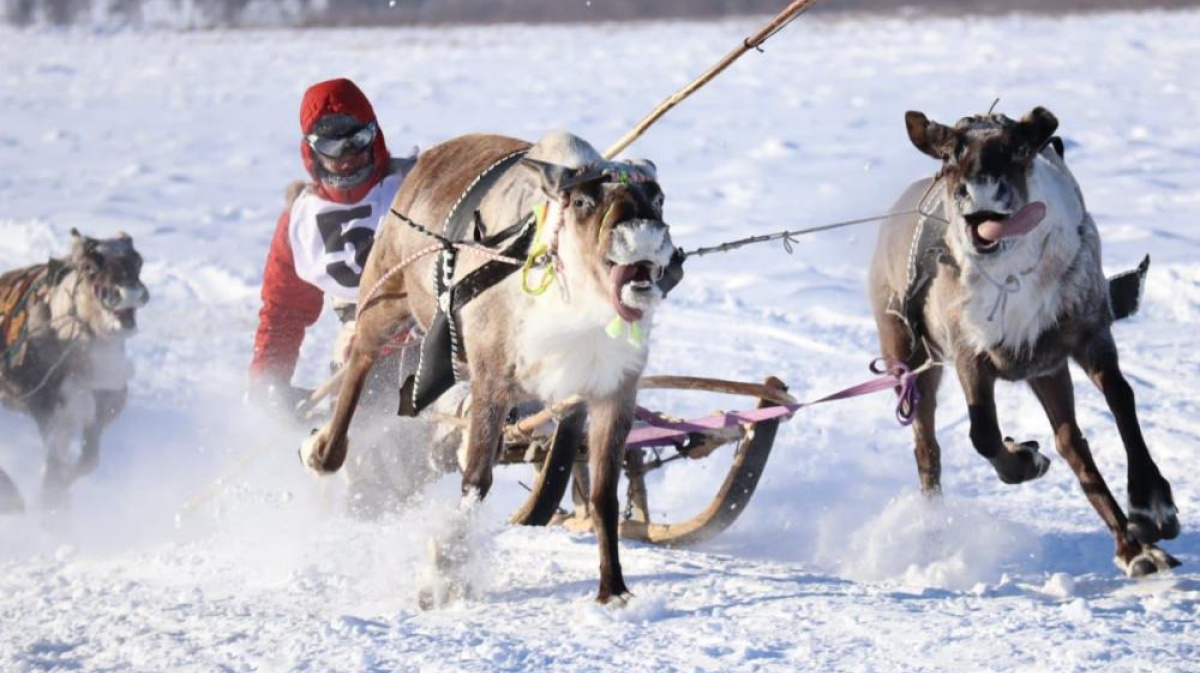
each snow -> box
[3,9,1200,672]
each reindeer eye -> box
[572,195,594,211]
[955,184,968,199]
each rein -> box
[362,209,526,315]
[683,209,928,259]
[627,357,937,450]
[684,177,949,259]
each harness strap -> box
[895,180,956,350]
[397,150,530,417]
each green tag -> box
[606,316,624,339]
[605,316,647,346]
[628,321,646,346]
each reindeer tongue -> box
[976,201,1047,243]
[609,265,645,323]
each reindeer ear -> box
[1015,106,1059,158]
[905,111,955,161]
[623,158,657,181]
[70,228,89,255]
[68,228,100,269]
[521,158,577,195]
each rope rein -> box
[358,208,527,316]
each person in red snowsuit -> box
[248,77,412,407]
[249,78,433,517]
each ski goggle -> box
[305,121,378,158]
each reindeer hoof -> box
[1127,496,1180,544]
[596,589,633,606]
[992,438,1051,485]
[299,428,343,476]
[1119,545,1181,578]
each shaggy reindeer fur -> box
[301,132,677,603]
[0,230,147,512]
[870,107,1179,577]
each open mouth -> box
[99,287,141,331]
[963,211,1006,254]
[115,308,137,331]
[962,202,1047,255]
[608,261,659,322]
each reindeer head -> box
[69,229,149,334]
[906,107,1059,258]
[522,158,676,323]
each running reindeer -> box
[301,131,678,604]
[0,229,148,512]
[870,107,1179,576]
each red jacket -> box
[248,206,324,383]
[249,78,391,385]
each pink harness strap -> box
[628,359,921,449]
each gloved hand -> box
[245,377,316,422]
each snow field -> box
[1,9,1199,672]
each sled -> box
[430,374,795,547]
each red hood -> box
[299,78,390,204]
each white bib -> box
[288,172,404,302]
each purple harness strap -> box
[627,359,921,449]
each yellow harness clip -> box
[521,202,557,296]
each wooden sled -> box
[438,375,795,547]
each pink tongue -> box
[609,265,644,323]
[976,201,1047,242]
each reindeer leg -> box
[419,371,509,610]
[588,383,637,604]
[876,313,942,494]
[911,365,944,495]
[34,403,75,510]
[301,286,409,475]
[74,388,126,483]
[1074,330,1179,547]
[1029,365,1178,576]
[957,355,1050,485]
[461,367,512,503]
[0,467,23,514]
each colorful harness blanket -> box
[0,260,63,372]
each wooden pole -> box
[602,0,828,160]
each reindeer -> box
[0,230,148,512]
[869,107,1179,576]
[300,131,678,603]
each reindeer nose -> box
[609,219,673,265]
[106,284,149,310]
[131,284,150,308]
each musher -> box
[247,77,435,517]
